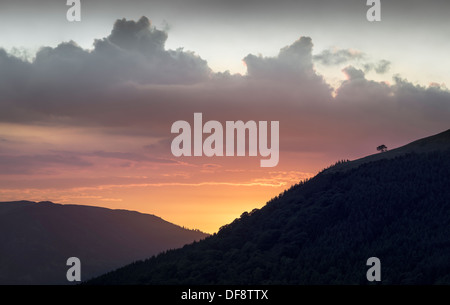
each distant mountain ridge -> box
[0,201,208,284]
[87,129,450,284]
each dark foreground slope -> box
[0,202,208,284]
[87,131,450,285]
[325,128,450,174]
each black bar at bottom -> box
[0,285,445,304]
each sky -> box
[1,0,450,233]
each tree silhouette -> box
[377,144,387,152]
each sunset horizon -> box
[2,5,450,233]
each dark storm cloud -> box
[0,16,209,106]
[313,48,364,66]
[0,49,32,94]
[243,36,332,99]
[0,16,449,162]
[244,37,315,78]
[0,16,211,124]
[363,59,391,74]
[374,60,390,74]
[35,16,210,85]
[106,17,167,53]
[342,66,366,80]
[335,67,450,132]
[314,48,391,76]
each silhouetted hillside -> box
[324,129,450,174]
[0,201,208,284]
[87,130,450,284]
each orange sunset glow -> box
[1,14,449,235]
[0,121,317,233]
